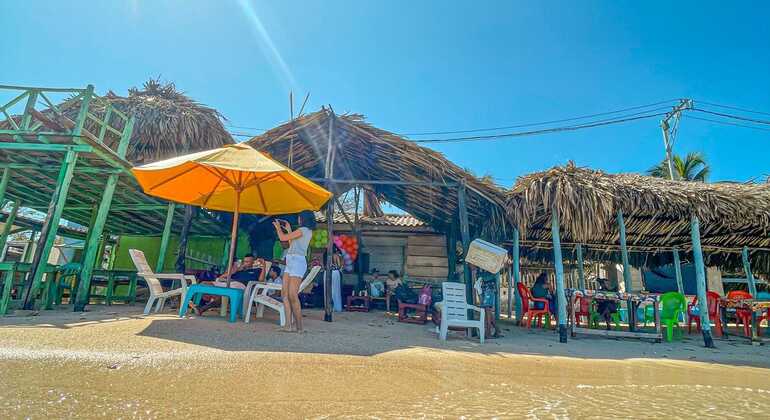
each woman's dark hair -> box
[388,270,400,279]
[270,265,282,277]
[297,210,317,229]
[534,272,548,285]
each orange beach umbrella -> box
[132,143,331,285]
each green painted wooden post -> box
[0,269,14,315]
[495,272,501,321]
[221,237,231,269]
[156,203,176,272]
[22,231,36,262]
[742,247,757,298]
[690,215,715,348]
[512,227,522,320]
[0,200,21,260]
[0,168,10,205]
[616,210,632,293]
[20,89,39,130]
[576,243,585,290]
[74,172,119,312]
[673,248,684,294]
[550,211,568,343]
[22,149,79,310]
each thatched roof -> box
[245,108,509,239]
[56,79,234,164]
[507,163,770,270]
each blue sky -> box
[2,1,769,185]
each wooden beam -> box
[0,168,10,205]
[323,111,335,322]
[616,209,632,292]
[512,227,521,320]
[0,200,20,260]
[550,211,568,343]
[690,215,715,348]
[310,178,458,187]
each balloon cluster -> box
[311,229,329,248]
[333,235,359,272]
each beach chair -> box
[660,292,687,342]
[129,249,197,315]
[517,282,551,328]
[687,291,723,337]
[438,281,485,344]
[242,261,271,313]
[244,266,321,325]
[727,290,754,336]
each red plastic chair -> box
[574,294,591,327]
[687,291,723,337]
[727,290,754,336]
[517,282,551,328]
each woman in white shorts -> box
[273,210,314,333]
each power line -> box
[691,108,770,126]
[225,124,268,131]
[400,99,680,136]
[696,100,770,117]
[411,112,667,144]
[683,115,770,132]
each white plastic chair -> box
[242,261,271,312]
[129,249,197,315]
[439,281,485,344]
[245,266,321,325]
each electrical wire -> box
[411,112,667,144]
[399,99,680,136]
[696,100,770,117]
[691,108,770,126]
[683,115,770,132]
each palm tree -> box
[647,152,710,182]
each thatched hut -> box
[54,79,234,164]
[245,108,509,240]
[507,163,770,271]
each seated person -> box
[531,272,556,315]
[472,265,501,338]
[369,269,386,298]
[596,277,619,330]
[260,265,282,298]
[213,253,262,289]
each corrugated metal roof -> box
[315,212,426,227]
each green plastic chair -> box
[588,300,621,330]
[660,292,687,342]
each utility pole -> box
[660,99,693,180]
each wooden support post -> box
[0,168,10,205]
[742,247,757,298]
[617,209,635,332]
[551,211,568,343]
[495,272,501,321]
[673,248,684,294]
[616,210,632,292]
[22,231,36,262]
[74,172,119,312]
[690,215,715,348]
[0,201,20,260]
[323,110,335,322]
[22,149,79,310]
[457,181,472,305]
[576,243,585,290]
[512,227,522,320]
[174,205,195,273]
[156,203,176,273]
[446,220,457,282]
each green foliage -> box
[647,152,710,182]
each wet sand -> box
[1,306,769,418]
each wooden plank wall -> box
[406,235,448,281]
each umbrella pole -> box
[225,193,241,288]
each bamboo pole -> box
[551,211,568,343]
[616,210,632,292]
[155,203,176,272]
[0,168,10,205]
[323,110,335,322]
[690,215,715,348]
[458,181,472,305]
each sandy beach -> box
[1,305,769,418]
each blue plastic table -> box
[179,284,243,323]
